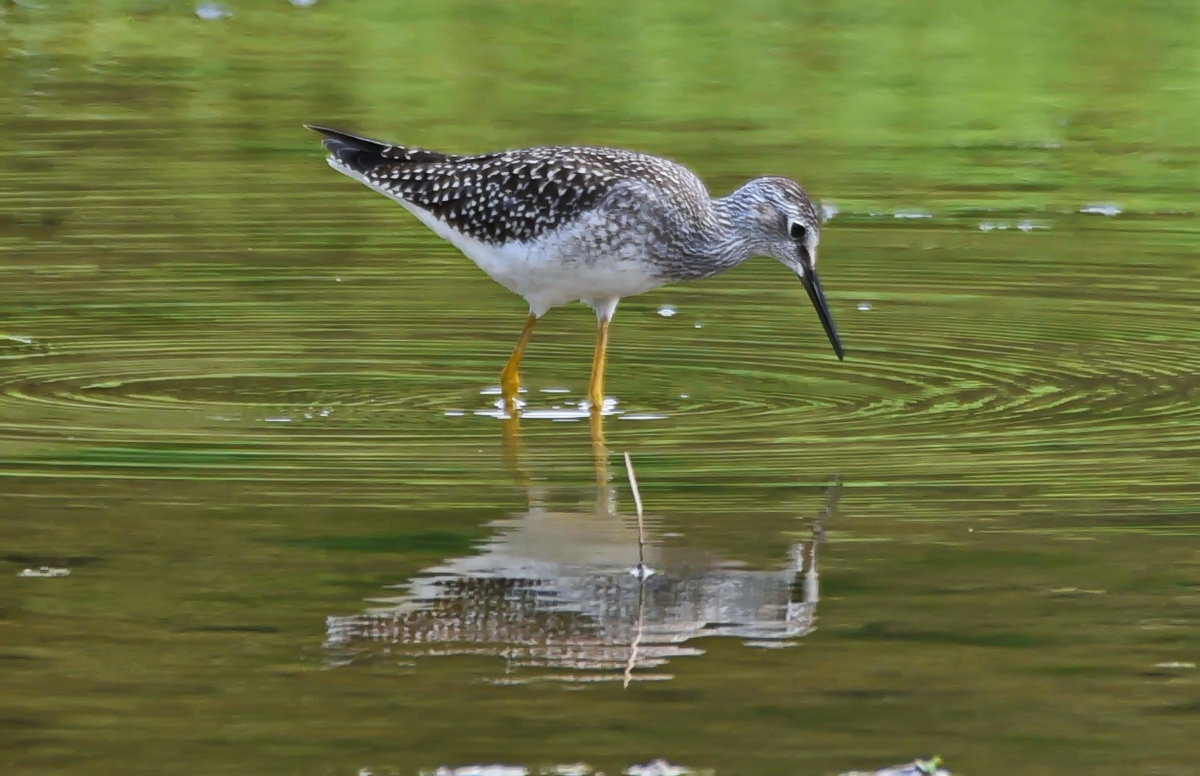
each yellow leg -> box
[500,313,537,405]
[588,316,611,410]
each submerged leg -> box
[589,409,608,485]
[500,312,538,405]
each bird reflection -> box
[325,436,841,683]
[498,393,611,484]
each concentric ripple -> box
[3,209,1198,501]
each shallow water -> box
[2,2,1199,775]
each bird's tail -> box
[304,124,450,171]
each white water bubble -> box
[195,2,233,19]
[431,767,528,776]
[1080,202,1121,216]
[626,761,692,776]
[19,566,70,578]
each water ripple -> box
[3,218,1197,496]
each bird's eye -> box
[789,221,807,242]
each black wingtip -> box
[304,124,384,146]
[304,124,390,170]
[304,125,452,171]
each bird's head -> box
[739,177,844,360]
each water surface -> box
[2,2,1198,775]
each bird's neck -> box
[679,185,769,279]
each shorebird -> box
[306,125,844,410]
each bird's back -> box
[307,125,710,246]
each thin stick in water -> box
[623,451,646,568]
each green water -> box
[2,2,1199,775]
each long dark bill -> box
[801,268,845,360]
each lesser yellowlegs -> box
[305,125,844,409]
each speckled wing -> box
[308,125,651,246]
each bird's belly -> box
[468,241,662,315]
[402,201,664,315]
